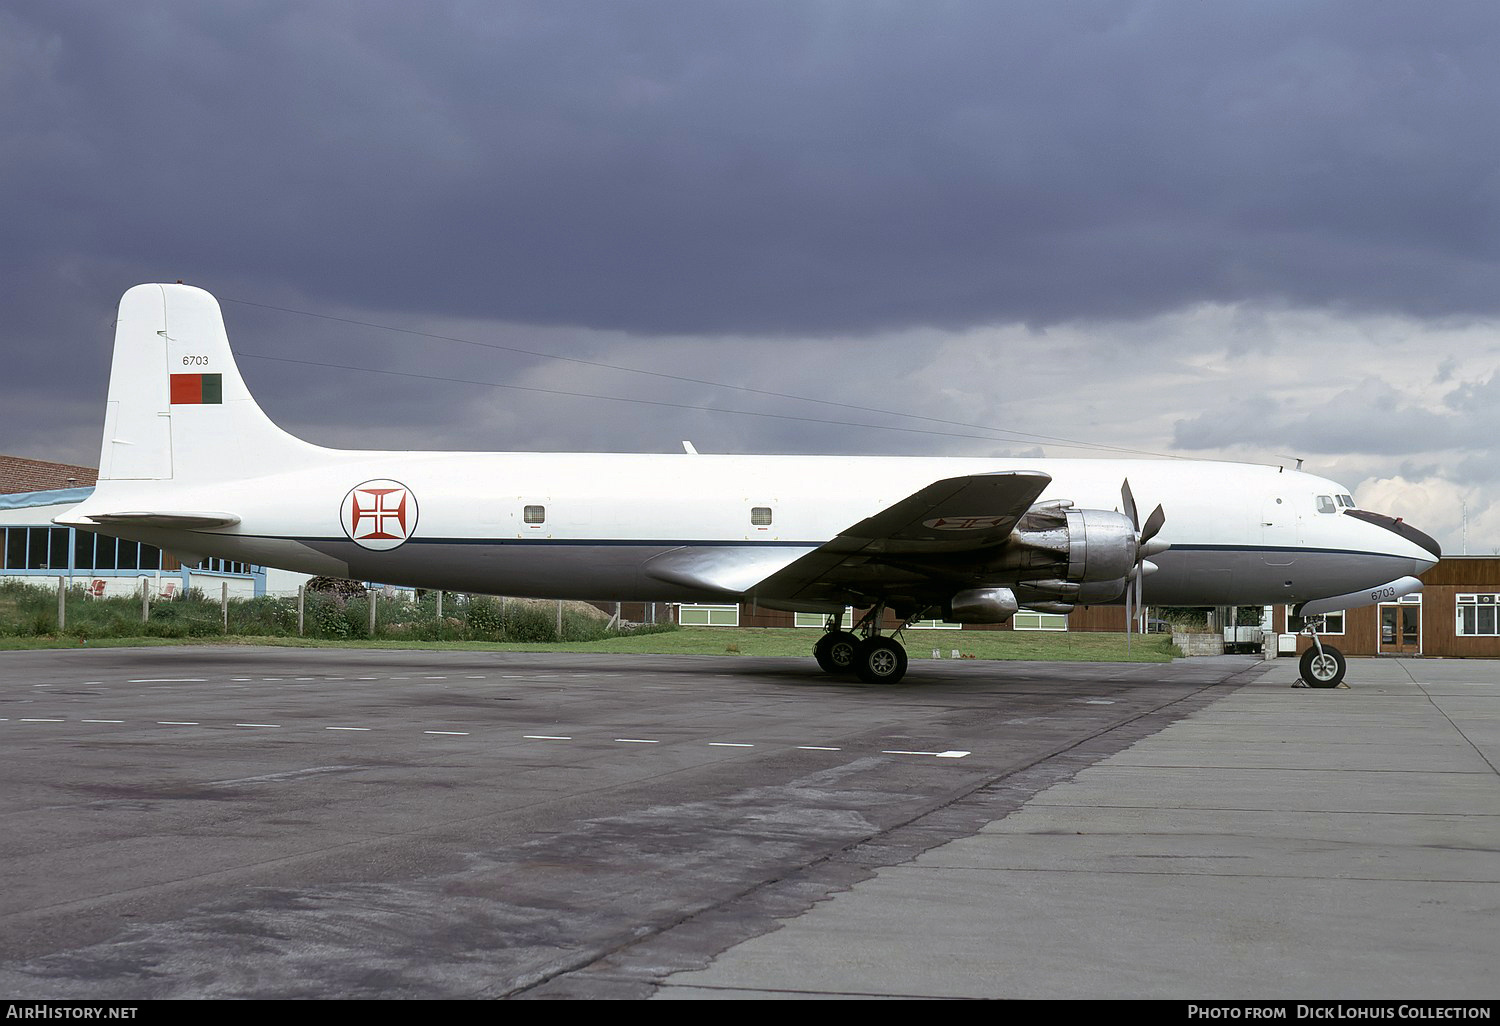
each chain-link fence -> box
[0,579,674,643]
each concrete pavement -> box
[650,657,1500,999]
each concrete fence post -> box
[368,589,377,636]
[57,576,66,632]
[221,582,228,633]
[297,584,305,636]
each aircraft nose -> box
[1345,509,1442,568]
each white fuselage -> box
[70,449,1438,609]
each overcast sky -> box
[4,1,1499,551]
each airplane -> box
[56,284,1442,687]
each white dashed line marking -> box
[82,719,123,723]
[235,723,281,728]
[128,678,205,683]
[20,718,64,722]
[524,735,572,740]
[424,730,469,736]
[797,746,842,751]
[881,749,971,759]
[325,726,371,732]
[708,742,754,748]
[614,738,659,744]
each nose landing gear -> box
[1296,617,1348,688]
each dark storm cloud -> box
[6,0,1500,337]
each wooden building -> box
[1268,556,1500,659]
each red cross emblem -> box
[341,480,419,551]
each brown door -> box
[1379,603,1421,654]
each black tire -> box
[1299,645,1347,688]
[854,636,908,685]
[814,631,860,674]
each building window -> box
[0,527,159,572]
[194,557,255,576]
[678,603,740,626]
[1456,594,1499,637]
[905,617,963,629]
[794,609,853,628]
[1287,608,1345,635]
[5,528,25,568]
[523,505,546,525]
[1013,611,1068,631]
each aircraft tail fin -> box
[98,283,320,481]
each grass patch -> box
[0,624,1178,662]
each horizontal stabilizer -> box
[61,511,241,530]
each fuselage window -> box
[750,506,773,526]
[1316,495,1337,514]
[523,504,546,525]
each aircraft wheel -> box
[1299,645,1347,688]
[854,636,908,685]
[814,631,860,674]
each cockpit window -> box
[1338,494,1356,508]
[1317,495,1337,514]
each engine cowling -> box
[983,506,1137,579]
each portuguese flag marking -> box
[170,373,223,405]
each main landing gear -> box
[1296,616,1348,688]
[813,606,911,685]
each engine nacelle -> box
[935,503,1152,618]
[981,505,1139,586]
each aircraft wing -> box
[751,470,1052,608]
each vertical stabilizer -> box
[99,285,172,479]
[98,283,320,482]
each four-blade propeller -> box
[1121,479,1169,648]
